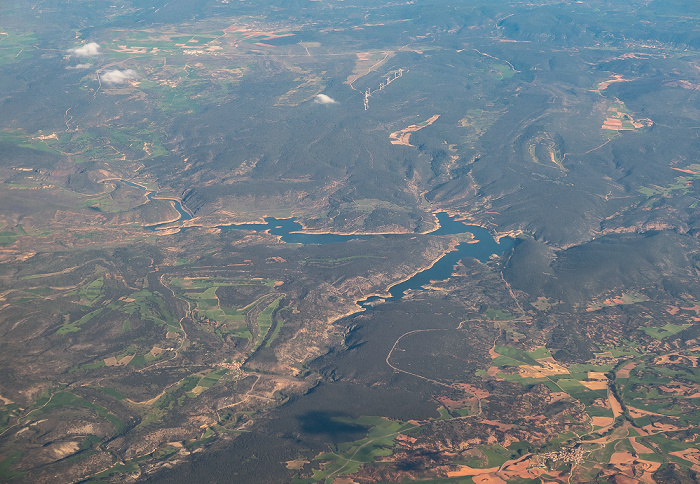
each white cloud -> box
[314,94,338,104]
[101,69,137,85]
[69,42,101,57]
[66,63,91,70]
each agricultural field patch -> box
[345,51,395,87]
[0,129,62,156]
[458,105,505,144]
[0,30,36,65]
[483,307,514,321]
[530,297,558,311]
[611,358,700,430]
[303,255,382,268]
[187,368,229,397]
[254,296,284,350]
[295,416,417,483]
[601,101,652,131]
[556,378,607,407]
[591,74,632,93]
[389,114,440,146]
[57,308,105,335]
[0,451,25,482]
[0,124,167,165]
[104,29,227,58]
[0,225,28,245]
[642,322,692,340]
[170,277,274,323]
[111,290,178,331]
[490,63,515,80]
[30,391,124,432]
[587,291,649,311]
[74,277,104,305]
[637,167,700,207]
[492,345,542,367]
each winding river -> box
[120,179,192,231]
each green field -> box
[481,445,514,467]
[0,226,25,245]
[0,225,27,246]
[484,308,515,321]
[90,462,140,481]
[567,363,614,373]
[527,347,552,359]
[142,375,202,425]
[170,277,284,343]
[493,345,541,366]
[58,308,105,335]
[584,405,614,418]
[588,292,649,311]
[110,290,179,332]
[0,451,24,482]
[643,433,700,463]
[458,107,505,145]
[198,368,229,388]
[297,416,417,483]
[254,296,284,350]
[186,427,216,449]
[0,124,167,165]
[0,30,37,65]
[642,323,692,340]
[92,31,249,116]
[32,391,124,432]
[98,387,127,400]
[617,362,700,425]
[497,373,561,392]
[454,444,515,469]
[265,312,285,348]
[637,168,700,206]
[556,379,607,406]
[0,232,17,245]
[491,63,515,80]
[59,286,179,335]
[77,277,104,304]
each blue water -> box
[220,218,370,244]
[221,212,514,305]
[121,177,514,303]
[359,214,514,306]
[120,180,192,230]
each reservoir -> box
[123,177,513,302]
[360,213,514,305]
[222,212,514,304]
[219,218,370,244]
